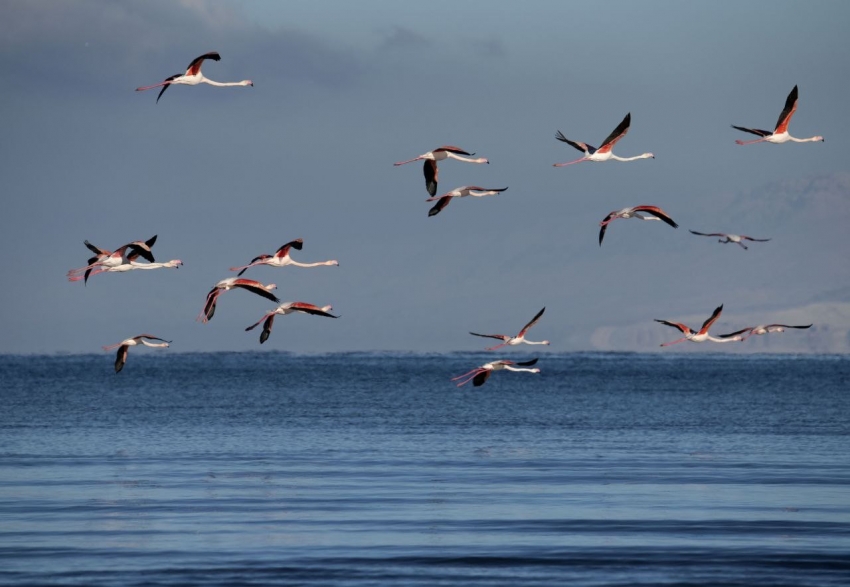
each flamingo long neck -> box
[521,340,548,345]
[203,79,252,87]
[289,260,335,268]
[788,135,822,143]
[503,366,539,373]
[139,340,169,348]
[706,335,742,343]
[129,261,179,270]
[445,153,487,164]
[609,153,652,162]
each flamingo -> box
[230,239,339,276]
[102,335,170,373]
[426,186,508,217]
[198,278,280,323]
[718,323,812,340]
[245,302,339,344]
[470,307,550,351]
[67,236,158,283]
[554,113,654,167]
[135,52,253,103]
[655,304,744,346]
[598,205,678,246]
[69,260,183,282]
[689,230,770,250]
[394,146,489,196]
[452,358,540,387]
[732,85,824,145]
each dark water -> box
[1,352,849,586]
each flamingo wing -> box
[472,370,492,387]
[516,358,539,367]
[156,74,180,103]
[598,212,617,246]
[428,196,452,217]
[233,280,280,303]
[597,112,631,154]
[518,307,545,336]
[654,319,692,335]
[138,335,170,344]
[731,125,772,137]
[290,302,339,318]
[469,332,509,342]
[555,130,594,154]
[634,205,678,228]
[689,230,726,237]
[699,304,724,334]
[774,85,799,134]
[259,314,276,344]
[435,146,473,155]
[717,327,753,338]
[186,52,221,76]
[202,288,220,321]
[275,239,304,258]
[114,345,129,373]
[84,240,109,255]
[424,160,438,196]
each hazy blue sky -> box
[1,1,848,354]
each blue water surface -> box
[1,352,848,586]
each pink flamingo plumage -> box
[451,358,540,387]
[732,85,823,145]
[136,52,253,103]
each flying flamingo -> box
[394,146,489,196]
[245,302,339,344]
[69,259,183,282]
[135,52,253,103]
[102,335,170,373]
[554,113,654,167]
[198,278,280,323]
[718,323,813,340]
[230,239,339,276]
[452,358,540,387]
[598,205,678,246]
[67,236,158,283]
[732,85,824,145]
[425,186,508,217]
[655,304,744,346]
[470,307,550,350]
[689,230,771,250]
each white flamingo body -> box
[199,278,280,323]
[598,205,678,246]
[394,146,489,196]
[426,186,508,216]
[230,239,338,276]
[452,358,540,387]
[554,113,654,167]
[733,85,823,145]
[470,307,550,351]
[136,52,253,103]
[655,304,744,346]
[245,302,339,344]
[102,334,170,373]
[689,230,770,250]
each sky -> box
[1,1,849,354]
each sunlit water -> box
[1,352,849,586]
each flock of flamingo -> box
[69,52,816,380]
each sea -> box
[1,352,848,586]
